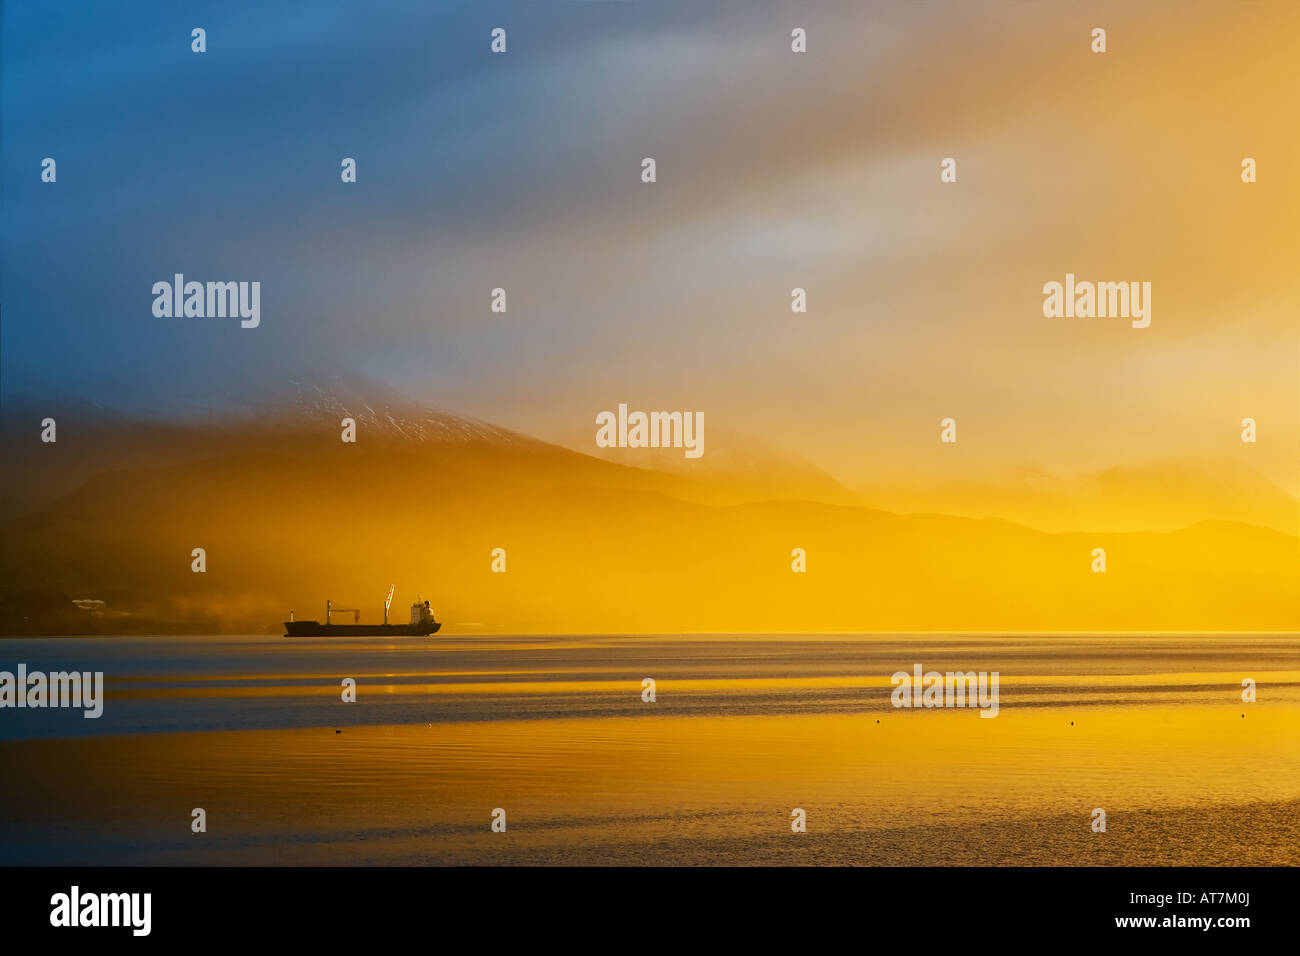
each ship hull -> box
[283,621,441,637]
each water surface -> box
[1,633,1296,864]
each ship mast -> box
[384,584,395,626]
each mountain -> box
[0,382,703,521]
[859,459,1299,535]
[547,420,862,506]
[2,384,1298,634]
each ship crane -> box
[325,600,361,625]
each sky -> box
[3,0,1298,491]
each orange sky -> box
[490,0,1300,499]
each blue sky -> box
[3,0,1297,489]
[5,0,818,412]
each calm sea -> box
[1,633,1297,865]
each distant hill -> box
[859,458,1299,535]
[548,420,862,506]
[2,385,1297,633]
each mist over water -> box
[1,634,1297,864]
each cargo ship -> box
[283,586,441,637]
